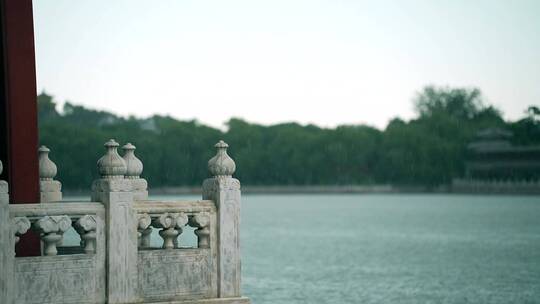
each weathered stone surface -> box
[133,200,215,214]
[203,177,242,298]
[131,178,149,201]
[39,180,62,193]
[16,256,94,303]
[202,178,240,200]
[138,213,152,248]
[75,215,98,254]
[0,180,9,194]
[191,213,211,249]
[208,141,236,177]
[122,143,148,201]
[135,198,219,302]
[94,141,138,302]
[91,178,132,195]
[153,213,181,249]
[138,248,217,302]
[12,216,31,244]
[122,143,143,179]
[38,146,57,181]
[39,146,63,203]
[40,180,62,203]
[131,178,148,190]
[146,297,250,304]
[0,179,14,304]
[97,139,127,178]
[34,215,72,256]
[203,142,243,298]
[9,202,104,218]
[13,211,106,304]
[40,190,62,203]
[15,253,106,304]
[99,191,138,303]
[0,140,250,304]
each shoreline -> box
[63,183,540,196]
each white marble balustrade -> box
[0,139,249,304]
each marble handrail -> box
[9,202,104,219]
[133,200,215,214]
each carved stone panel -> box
[15,255,105,304]
[138,249,217,302]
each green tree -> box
[414,86,484,120]
[37,87,535,190]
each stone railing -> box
[0,140,249,304]
[133,200,218,301]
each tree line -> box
[37,86,540,190]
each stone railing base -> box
[147,297,251,304]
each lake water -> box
[239,194,540,304]
[65,193,540,303]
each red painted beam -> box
[1,0,41,256]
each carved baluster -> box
[12,217,31,245]
[152,213,178,249]
[137,213,152,248]
[173,213,189,248]
[190,213,211,248]
[34,215,72,256]
[74,215,97,254]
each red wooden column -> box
[0,0,41,256]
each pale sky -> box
[33,0,540,129]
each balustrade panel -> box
[9,202,106,304]
[134,200,219,301]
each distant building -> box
[465,128,540,181]
[453,128,540,193]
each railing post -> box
[91,139,138,303]
[0,160,14,303]
[202,140,242,298]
